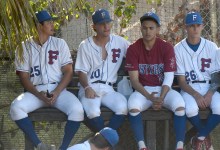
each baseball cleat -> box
[191,136,204,150]
[203,135,214,150]
[37,142,51,150]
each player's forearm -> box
[18,73,41,97]
[56,71,73,93]
[178,80,200,98]
[128,70,151,99]
[55,64,73,94]
[130,80,151,100]
[209,72,220,94]
[160,85,169,99]
[78,71,89,88]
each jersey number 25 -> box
[30,66,41,77]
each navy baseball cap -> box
[140,12,160,26]
[185,11,203,25]
[35,10,54,23]
[92,9,113,24]
[99,127,119,147]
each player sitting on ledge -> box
[75,8,130,132]
[174,11,220,150]
[10,10,84,150]
[125,11,186,150]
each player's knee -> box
[110,95,127,114]
[174,107,185,116]
[114,105,128,115]
[67,103,84,121]
[10,102,26,120]
[185,108,198,118]
[76,108,84,117]
[10,104,17,118]
[86,110,101,119]
[212,106,220,115]
[129,109,141,116]
[175,107,185,111]
[70,103,84,114]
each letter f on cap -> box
[193,15,197,21]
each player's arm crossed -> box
[177,75,207,109]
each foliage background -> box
[1,0,220,150]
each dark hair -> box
[89,133,113,149]
[141,18,159,26]
[33,17,44,27]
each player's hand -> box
[152,97,164,110]
[203,91,213,107]
[193,93,206,109]
[49,90,60,105]
[85,87,99,99]
[148,92,158,101]
[38,91,53,105]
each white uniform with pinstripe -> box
[174,37,220,117]
[10,36,84,121]
[75,34,130,119]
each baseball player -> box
[174,11,220,150]
[10,10,84,150]
[67,127,119,150]
[125,12,186,150]
[75,9,130,132]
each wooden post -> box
[146,121,156,150]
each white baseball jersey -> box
[174,38,220,117]
[174,38,220,81]
[75,34,130,84]
[11,36,84,122]
[67,140,91,150]
[15,36,73,85]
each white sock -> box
[174,110,185,116]
[198,136,205,140]
[138,141,146,149]
[130,112,140,116]
[176,141,184,149]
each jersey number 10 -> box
[90,69,100,79]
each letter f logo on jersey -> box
[201,58,211,72]
[48,50,59,64]
[112,49,121,63]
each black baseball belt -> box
[187,80,211,84]
[92,80,113,86]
